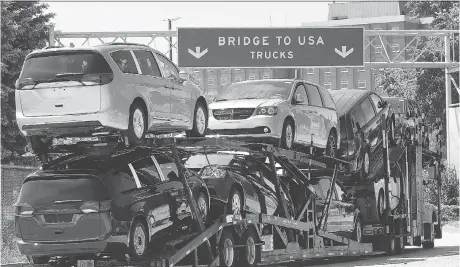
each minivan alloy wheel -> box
[134,224,146,255]
[232,193,241,214]
[364,152,370,174]
[286,125,293,148]
[133,109,145,139]
[196,107,206,135]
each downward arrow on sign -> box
[335,46,354,58]
[188,47,208,59]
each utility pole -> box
[163,17,181,61]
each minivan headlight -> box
[256,106,278,116]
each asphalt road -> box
[2,226,458,267]
[286,225,460,267]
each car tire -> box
[359,150,370,182]
[219,229,236,267]
[377,189,385,221]
[238,227,261,267]
[28,256,50,264]
[422,240,435,249]
[127,103,147,146]
[129,219,149,262]
[196,191,209,223]
[228,188,243,215]
[280,119,294,150]
[188,101,207,137]
[352,217,363,243]
[385,236,396,256]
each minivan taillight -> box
[82,73,114,86]
[14,203,34,216]
[80,200,111,214]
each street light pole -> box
[163,17,181,61]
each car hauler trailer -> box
[342,114,443,256]
[20,115,441,267]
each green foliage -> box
[425,164,459,206]
[376,1,459,127]
[1,1,54,164]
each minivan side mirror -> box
[15,79,19,89]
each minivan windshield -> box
[214,81,292,101]
[18,51,113,89]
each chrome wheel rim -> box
[231,193,241,215]
[197,195,207,218]
[133,109,145,139]
[327,134,337,158]
[134,224,146,255]
[285,124,293,148]
[356,221,362,242]
[246,236,256,264]
[364,153,370,173]
[379,194,385,218]
[196,107,206,135]
[223,238,234,266]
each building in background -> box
[300,1,433,92]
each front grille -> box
[213,108,255,120]
[44,214,74,223]
[212,127,271,135]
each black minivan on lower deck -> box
[14,147,209,265]
[329,90,396,184]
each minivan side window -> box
[317,86,335,109]
[360,97,376,123]
[369,93,383,114]
[305,84,324,107]
[133,50,161,77]
[155,53,179,79]
[110,50,138,74]
[129,156,162,186]
[155,154,180,182]
[351,107,366,131]
[293,83,309,104]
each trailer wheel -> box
[377,190,385,221]
[395,219,406,255]
[238,228,261,267]
[219,229,236,267]
[352,217,363,243]
[422,240,435,249]
[385,236,396,256]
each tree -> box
[1,1,54,163]
[376,1,459,127]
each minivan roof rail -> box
[102,42,150,47]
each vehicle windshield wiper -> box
[214,98,229,102]
[238,97,258,100]
[54,199,83,204]
[56,73,84,78]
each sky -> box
[45,1,331,63]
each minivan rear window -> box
[18,51,113,89]
[18,176,109,206]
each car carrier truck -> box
[19,114,443,267]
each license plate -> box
[77,260,94,267]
